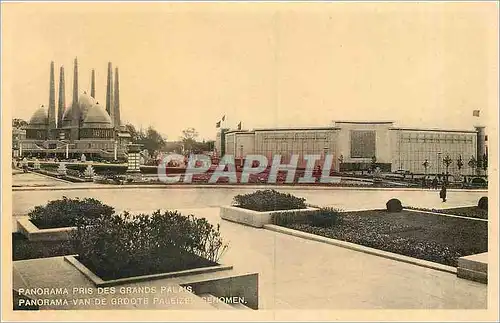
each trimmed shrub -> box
[233,189,307,212]
[28,197,114,229]
[70,210,228,280]
[478,196,488,210]
[272,207,343,228]
[386,198,403,212]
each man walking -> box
[440,184,447,202]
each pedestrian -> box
[432,177,438,190]
[440,184,447,202]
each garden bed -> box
[12,233,74,261]
[79,248,217,281]
[405,206,487,220]
[275,210,487,267]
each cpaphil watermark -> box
[157,154,341,184]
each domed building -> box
[20,58,131,160]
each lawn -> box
[282,210,487,267]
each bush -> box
[308,208,343,227]
[386,198,403,212]
[478,196,488,210]
[233,189,307,212]
[272,207,343,228]
[28,197,114,229]
[70,210,228,280]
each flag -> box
[222,115,226,121]
[473,110,480,117]
[216,121,221,128]
[237,122,242,130]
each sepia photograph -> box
[1,1,498,321]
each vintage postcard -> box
[2,1,498,321]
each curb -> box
[403,208,488,222]
[263,224,457,274]
[25,170,74,184]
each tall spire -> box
[57,66,65,127]
[72,57,78,106]
[71,57,80,141]
[106,62,114,126]
[90,69,96,98]
[48,61,57,132]
[114,67,121,128]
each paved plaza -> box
[11,172,488,309]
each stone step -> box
[457,252,488,284]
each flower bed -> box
[273,210,487,267]
[405,206,488,219]
[70,210,228,281]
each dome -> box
[78,91,96,121]
[29,105,48,125]
[82,103,113,128]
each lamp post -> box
[114,140,118,161]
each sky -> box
[2,2,498,141]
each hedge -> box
[233,189,307,212]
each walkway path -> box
[13,207,487,309]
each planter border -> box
[64,255,233,287]
[220,205,319,228]
[17,218,76,241]
[264,224,457,274]
[403,208,488,222]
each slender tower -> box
[114,67,121,129]
[71,57,79,141]
[57,66,65,128]
[90,69,96,98]
[48,61,57,136]
[106,62,114,126]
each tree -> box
[180,128,199,153]
[482,153,488,172]
[442,155,452,174]
[139,127,166,153]
[422,159,429,174]
[13,118,28,129]
[125,123,139,142]
[468,156,477,174]
[456,155,464,174]
[370,156,377,172]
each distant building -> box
[19,59,131,160]
[217,121,486,175]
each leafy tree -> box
[468,156,477,174]
[370,156,377,172]
[124,123,166,154]
[422,159,429,174]
[456,155,463,174]
[482,153,488,172]
[125,123,139,142]
[139,127,166,153]
[180,128,199,153]
[13,118,28,129]
[442,155,452,174]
